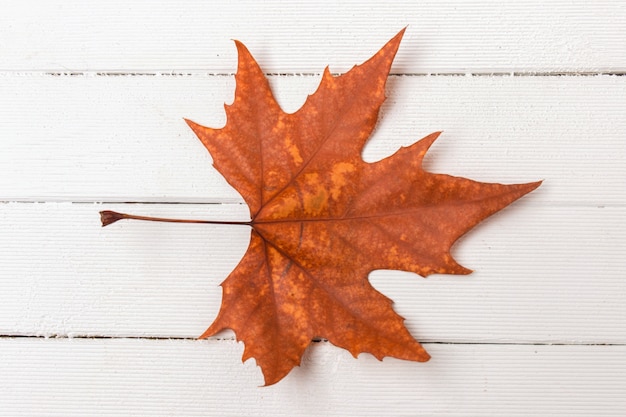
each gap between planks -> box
[0,71,625,78]
[0,334,623,347]
[1,201,623,209]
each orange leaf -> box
[182,29,541,385]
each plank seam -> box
[0,71,624,77]
[2,201,624,208]
[0,335,623,346]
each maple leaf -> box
[102,28,540,386]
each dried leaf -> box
[181,29,541,385]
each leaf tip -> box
[233,39,255,66]
[382,28,406,61]
[183,117,199,129]
[185,118,212,140]
[517,179,543,198]
[198,328,213,340]
[411,131,443,162]
[418,348,431,362]
[100,210,126,227]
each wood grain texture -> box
[1,75,624,203]
[1,0,624,73]
[1,338,624,417]
[1,0,625,414]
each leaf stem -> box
[99,210,252,227]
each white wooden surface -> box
[1,1,625,415]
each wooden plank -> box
[1,75,624,203]
[1,202,624,343]
[1,1,624,73]
[0,338,624,416]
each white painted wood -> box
[1,1,624,73]
[1,1,625,414]
[1,74,624,203]
[1,202,624,344]
[0,338,624,416]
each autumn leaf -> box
[102,28,540,386]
